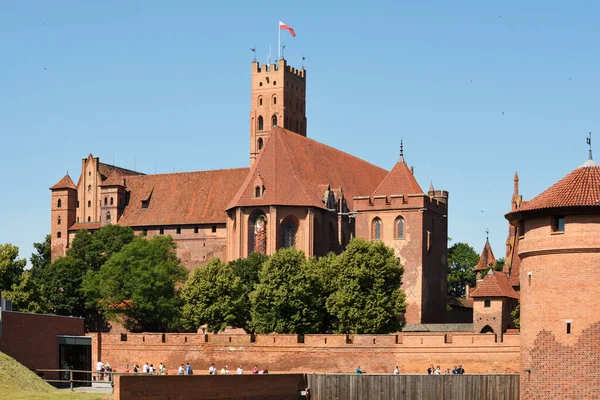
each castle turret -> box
[249,58,306,164]
[49,174,77,260]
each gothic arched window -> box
[281,220,297,248]
[255,186,261,198]
[259,96,263,106]
[110,197,114,205]
[88,200,91,208]
[57,199,62,208]
[272,114,277,127]
[395,216,405,239]
[258,138,264,150]
[106,211,111,222]
[273,95,277,105]
[249,212,267,255]
[87,216,91,222]
[372,218,382,240]
[57,216,61,225]
[104,197,108,205]
[258,116,264,131]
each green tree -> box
[181,258,247,333]
[41,256,88,317]
[250,248,324,334]
[512,301,520,330]
[447,242,479,298]
[326,239,406,334]
[30,234,51,281]
[83,236,187,332]
[0,244,27,291]
[307,252,339,332]
[4,271,49,313]
[229,252,268,331]
[68,225,135,271]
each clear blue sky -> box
[1,1,598,264]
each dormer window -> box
[141,200,149,209]
[255,186,261,198]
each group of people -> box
[123,361,169,375]
[427,364,465,375]
[95,360,113,381]
[208,364,269,375]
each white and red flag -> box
[279,21,296,37]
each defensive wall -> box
[89,331,519,375]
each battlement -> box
[251,59,306,79]
[353,191,449,211]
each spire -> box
[486,228,489,242]
[399,140,405,162]
[513,172,519,197]
[587,132,593,161]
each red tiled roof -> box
[50,174,77,190]
[447,296,473,309]
[227,127,388,210]
[475,239,496,271]
[118,168,249,226]
[471,270,519,299]
[69,222,101,231]
[371,157,423,197]
[100,169,126,187]
[510,163,600,213]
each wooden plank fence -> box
[306,374,520,400]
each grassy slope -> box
[0,352,111,400]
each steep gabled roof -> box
[118,168,249,226]
[50,174,77,190]
[511,163,600,213]
[227,127,388,210]
[371,157,423,197]
[100,169,126,187]
[98,162,142,180]
[471,270,519,299]
[475,239,497,271]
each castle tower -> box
[249,58,306,164]
[506,158,600,399]
[99,170,127,226]
[49,174,77,261]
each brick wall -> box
[0,311,84,372]
[115,374,306,400]
[90,332,519,376]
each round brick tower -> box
[506,159,600,399]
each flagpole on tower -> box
[278,21,281,60]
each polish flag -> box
[279,21,296,37]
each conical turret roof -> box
[50,174,77,190]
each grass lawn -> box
[0,351,112,400]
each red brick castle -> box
[50,59,449,325]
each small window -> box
[372,218,382,240]
[273,81,276,85]
[553,216,565,233]
[484,299,491,308]
[88,185,91,193]
[77,217,79,223]
[259,82,263,87]
[272,114,277,127]
[57,216,61,225]
[258,116,264,131]
[255,186,261,198]
[566,322,571,334]
[194,226,199,234]
[110,197,114,205]
[120,333,127,342]
[212,225,217,233]
[258,138,264,150]
[176,227,181,234]
[103,197,107,205]
[57,232,62,238]
[57,199,62,208]
[395,217,405,239]
[141,200,149,209]
[273,96,277,105]
[87,216,91,222]
[159,228,164,235]
[106,211,111,221]
[89,172,91,176]
[87,200,91,208]
[259,97,263,106]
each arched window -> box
[57,232,62,239]
[258,116,264,131]
[281,220,297,248]
[57,216,61,225]
[57,199,62,208]
[106,211,111,222]
[249,212,267,255]
[481,325,494,334]
[255,186,261,198]
[110,197,114,205]
[87,216,91,222]
[88,185,91,193]
[372,218,382,240]
[395,216,405,239]
[258,138,263,150]
[272,114,277,127]
[258,96,263,106]
[104,197,108,205]
[273,95,277,105]
[87,200,91,208]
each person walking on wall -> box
[186,363,193,375]
[356,366,362,375]
[209,364,217,375]
[237,366,243,375]
[178,364,185,375]
[393,366,399,375]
